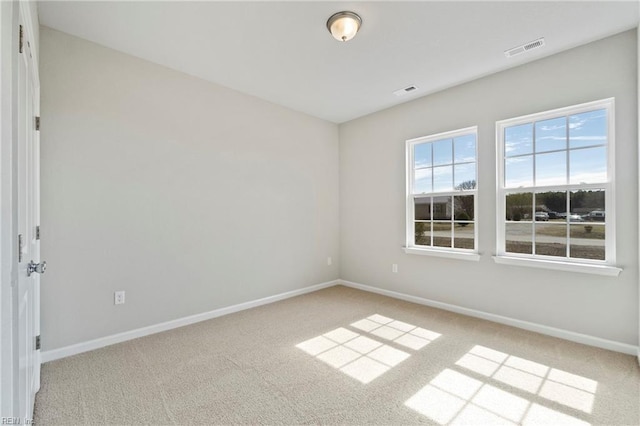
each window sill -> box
[403,247,481,261]
[492,255,622,277]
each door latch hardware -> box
[18,234,24,263]
[27,260,46,277]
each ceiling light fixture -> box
[326,11,362,42]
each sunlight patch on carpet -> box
[404,345,596,425]
[296,314,440,384]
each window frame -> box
[495,98,620,276]
[405,126,479,261]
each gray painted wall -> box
[340,30,639,345]
[40,28,340,350]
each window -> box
[496,98,618,273]
[405,127,478,259]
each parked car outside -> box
[569,213,584,222]
[535,212,549,221]
[587,210,605,222]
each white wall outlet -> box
[327,257,332,266]
[392,264,398,273]
[114,291,125,305]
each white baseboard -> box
[41,279,340,363]
[42,278,638,362]
[340,280,639,356]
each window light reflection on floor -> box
[405,368,590,426]
[456,345,597,413]
[404,345,597,425]
[296,314,441,384]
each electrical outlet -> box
[114,291,125,305]
[392,264,398,273]
[327,257,332,266]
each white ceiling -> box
[38,1,639,123]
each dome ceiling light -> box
[326,11,362,42]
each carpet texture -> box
[34,285,639,425]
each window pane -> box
[535,191,567,222]
[569,146,606,184]
[433,222,452,248]
[505,123,533,157]
[569,109,607,149]
[433,196,452,220]
[414,168,432,194]
[535,117,566,153]
[505,155,533,188]
[454,223,474,249]
[506,192,532,221]
[433,139,453,166]
[535,223,567,258]
[535,151,566,186]
[433,166,453,192]
[570,189,604,222]
[505,223,532,254]
[454,195,474,220]
[570,224,605,260]
[414,197,431,220]
[414,143,432,169]
[454,134,476,163]
[415,222,431,246]
[454,163,476,190]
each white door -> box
[15,12,41,421]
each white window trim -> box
[403,247,481,261]
[495,98,619,275]
[405,126,478,258]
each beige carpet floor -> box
[34,285,639,425]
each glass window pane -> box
[570,224,605,260]
[505,155,533,188]
[454,163,476,190]
[414,143,432,169]
[414,197,431,220]
[571,189,604,221]
[413,168,432,194]
[433,139,453,166]
[569,147,606,184]
[569,109,607,149]
[535,223,567,258]
[454,195,474,220]
[505,123,533,157]
[415,222,431,247]
[535,191,567,222]
[570,190,604,223]
[433,222,452,248]
[535,117,566,153]
[506,192,532,221]
[535,151,566,186]
[433,196,452,220]
[454,223,474,249]
[454,134,476,163]
[433,165,453,192]
[505,223,532,254]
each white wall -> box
[340,30,639,346]
[39,28,340,351]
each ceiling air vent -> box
[393,85,418,97]
[504,37,545,58]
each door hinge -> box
[35,116,40,131]
[18,234,23,263]
[19,25,23,54]
[36,226,40,240]
[35,335,41,351]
